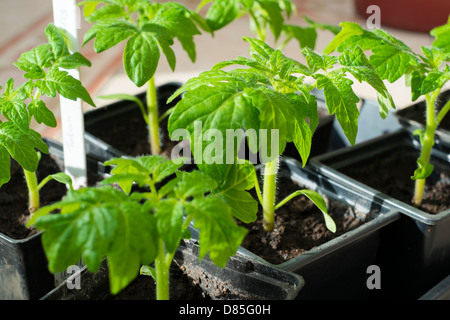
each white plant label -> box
[52,0,87,190]
[52,0,86,286]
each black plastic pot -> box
[419,274,450,300]
[309,129,450,299]
[237,157,400,300]
[0,138,103,299]
[395,89,450,147]
[84,82,183,163]
[41,238,305,300]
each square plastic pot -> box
[0,138,103,299]
[309,129,450,299]
[419,274,450,300]
[41,239,305,300]
[236,157,400,300]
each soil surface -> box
[0,154,68,239]
[104,261,209,300]
[239,163,371,265]
[339,146,450,215]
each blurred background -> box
[0,0,444,142]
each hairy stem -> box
[147,77,161,155]
[413,90,439,207]
[155,239,170,300]
[262,156,278,231]
[24,169,39,214]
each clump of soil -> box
[0,154,67,239]
[239,165,372,265]
[339,146,450,215]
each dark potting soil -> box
[103,258,257,300]
[339,146,450,215]
[240,168,371,265]
[0,155,67,240]
[92,109,181,159]
[104,261,209,300]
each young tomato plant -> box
[0,23,94,219]
[29,155,252,300]
[325,18,450,207]
[168,37,395,231]
[199,0,340,50]
[79,0,211,155]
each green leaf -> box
[324,22,364,54]
[431,22,450,53]
[103,155,185,194]
[124,32,160,87]
[303,15,341,36]
[187,196,247,267]
[14,44,53,79]
[0,146,11,188]
[275,189,336,233]
[175,170,218,199]
[303,47,336,73]
[168,83,255,164]
[37,69,95,106]
[45,24,68,60]
[283,24,317,50]
[327,23,419,83]
[370,45,413,83]
[316,71,360,145]
[200,163,258,223]
[292,93,318,164]
[33,186,158,295]
[28,100,57,128]
[58,52,92,69]
[257,0,284,40]
[140,265,156,280]
[90,22,137,53]
[205,0,240,31]
[299,189,335,233]
[245,86,299,159]
[411,158,434,180]
[408,70,427,101]
[151,2,202,63]
[0,79,30,133]
[0,122,48,172]
[39,172,74,191]
[142,23,176,71]
[84,3,127,22]
[155,199,184,253]
[339,46,395,118]
[421,68,450,95]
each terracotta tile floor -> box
[0,0,438,141]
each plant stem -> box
[262,156,278,231]
[24,169,39,214]
[155,239,170,300]
[413,91,439,207]
[147,77,161,155]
